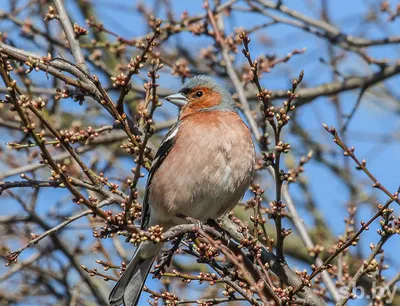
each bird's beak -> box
[164,93,188,108]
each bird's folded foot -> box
[176,213,203,229]
[206,219,230,243]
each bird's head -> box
[165,75,236,118]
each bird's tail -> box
[109,242,162,306]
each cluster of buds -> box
[196,272,219,285]
[268,200,286,219]
[108,182,120,194]
[238,236,257,249]
[72,197,85,205]
[275,141,291,154]
[240,32,267,87]
[121,197,142,223]
[239,31,250,45]
[364,258,380,274]
[103,210,125,228]
[222,284,236,297]
[237,280,251,292]
[163,22,184,36]
[276,105,292,127]
[21,123,36,134]
[128,54,146,74]
[17,95,30,108]
[2,59,13,72]
[248,184,264,208]
[258,55,278,73]
[274,72,303,126]
[380,1,400,21]
[322,123,336,135]
[93,211,126,239]
[44,6,57,22]
[171,59,191,79]
[49,163,66,181]
[120,140,138,155]
[155,291,178,305]
[59,126,100,144]
[73,23,88,38]
[146,225,164,243]
[98,172,109,185]
[111,73,127,88]
[187,21,207,35]
[350,236,360,247]
[24,56,40,73]
[129,225,164,244]
[30,232,40,240]
[330,238,345,254]
[278,169,293,182]
[40,53,52,65]
[260,104,274,125]
[296,269,311,287]
[307,244,325,257]
[31,97,46,110]
[55,88,71,100]
[249,242,262,260]
[6,251,20,267]
[257,49,306,74]
[292,70,304,91]
[257,88,272,104]
[225,34,241,53]
[248,59,260,84]
[274,286,292,304]
[377,207,397,236]
[262,151,275,167]
[197,241,220,260]
[281,227,292,238]
[93,223,119,239]
[88,196,98,204]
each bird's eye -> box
[195,91,203,98]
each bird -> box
[109,75,255,306]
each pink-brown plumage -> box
[148,110,255,228]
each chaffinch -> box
[109,75,255,306]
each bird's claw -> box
[176,213,204,229]
[152,235,183,278]
[152,250,172,278]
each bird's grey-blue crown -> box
[180,75,236,111]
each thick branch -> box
[53,0,88,72]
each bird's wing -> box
[140,122,180,230]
